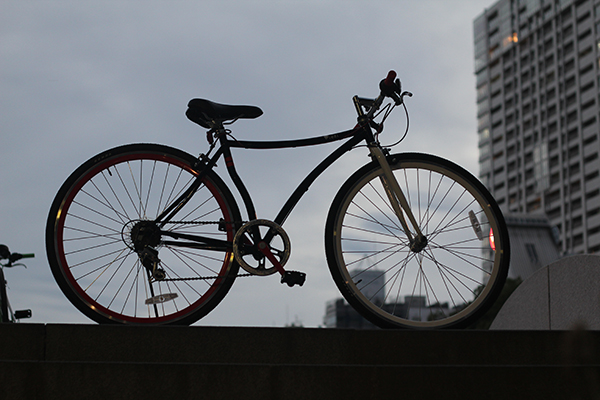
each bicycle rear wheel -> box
[46,143,241,325]
[325,153,509,329]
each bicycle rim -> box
[326,153,509,329]
[47,144,240,325]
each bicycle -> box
[45,71,510,328]
[0,245,33,323]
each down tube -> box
[274,134,363,226]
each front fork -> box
[368,146,428,253]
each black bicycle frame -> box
[156,124,376,250]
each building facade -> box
[504,213,561,278]
[474,0,600,255]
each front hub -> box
[410,235,428,253]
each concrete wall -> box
[1,323,600,399]
[492,255,600,330]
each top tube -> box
[227,128,359,150]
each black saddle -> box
[186,99,263,129]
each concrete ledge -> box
[2,324,600,399]
[1,323,595,365]
[3,360,599,399]
[492,255,600,330]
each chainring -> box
[232,219,291,276]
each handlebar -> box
[0,245,34,267]
[354,70,413,119]
[379,70,412,106]
[383,70,397,86]
[10,253,35,263]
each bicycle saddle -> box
[186,99,263,129]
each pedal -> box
[281,271,306,287]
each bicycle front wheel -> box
[46,143,241,325]
[325,153,509,329]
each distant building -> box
[474,0,600,255]
[323,269,452,328]
[504,213,561,279]
[323,296,453,329]
[324,298,378,329]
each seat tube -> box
[368,145,424,239]
[221,143,257,222]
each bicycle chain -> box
[159,219,253,282]
[160,272,254,282]
[165,219,245,226]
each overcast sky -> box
[1,0,494,327]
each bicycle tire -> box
[46,143,242,325]
[325,152,509,329]
[0,269,8,323]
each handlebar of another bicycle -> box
[8,252,35,263]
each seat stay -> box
[155,146,225,228]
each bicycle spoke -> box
[327,154,508,328]
[48,144,239,324]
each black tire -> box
[325,153,509,329]
[46,143,242,325]
[0,269,9,323]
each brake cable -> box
[382,101,410,148]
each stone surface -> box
[492,254,600,330]
[2,324,600,399]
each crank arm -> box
[256,241,306,287]
[256,241,286,275]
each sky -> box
[1,0,495,327]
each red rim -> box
[54,151,234,324]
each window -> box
[586,188,600,200]
[525,243,539,264]
[577,11,591,25]
[580,63,593,75]
[568,145,580,158]
[477,83,489,100]
[581,81,594,93]
[573,234,584,248]
[563,41,574,56]
[582,116,597,128]
[579,46,593,58]
[584,134,597,146]
[585,152,599,164]
[585,170,599,182]
[578,28,592,42]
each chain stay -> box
[159,218,249,282]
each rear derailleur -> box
[139,247,166,282]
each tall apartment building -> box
[474,0,600,255]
